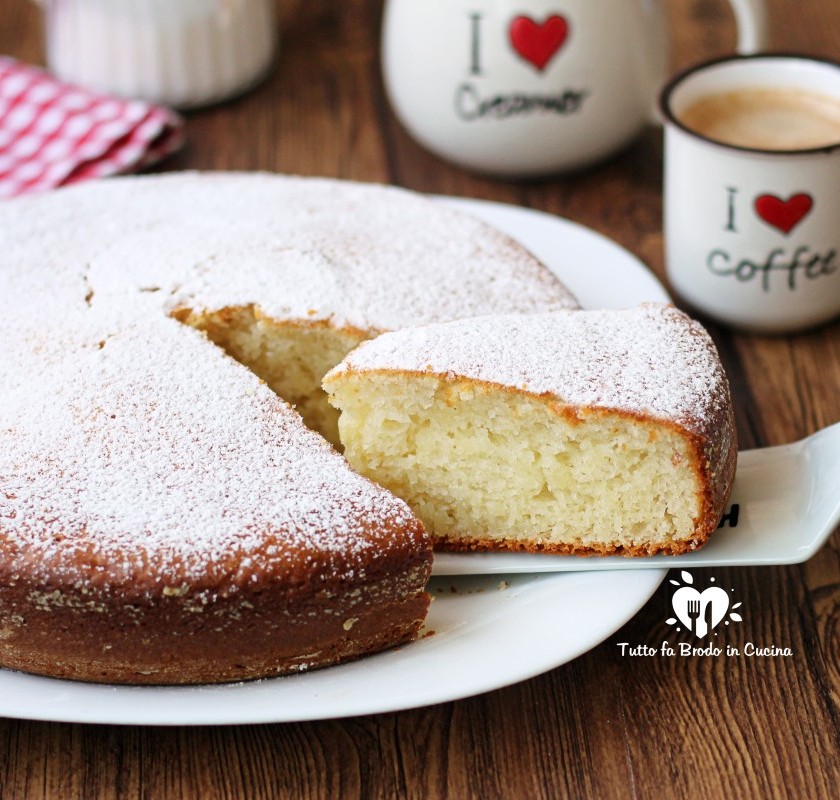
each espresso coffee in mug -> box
[382,0,767,176]
[661,55,840,333]
[679,88,840,151]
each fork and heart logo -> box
[672,586,729,638]
[668,571,742,639]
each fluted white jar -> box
[36,0,277,108]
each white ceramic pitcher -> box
[382,0,767,177]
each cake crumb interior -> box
[328,373,704,554]
[171,307,707,554]
[175,305,367,446]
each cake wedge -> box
[324,305,737,557]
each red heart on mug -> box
[754,193,814,235]
[509,15,570,72]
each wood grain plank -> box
[607,568,840,798]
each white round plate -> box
[0,197,669,725]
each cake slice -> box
[324,305,737,556]
[0,309,432,684]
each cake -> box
[0,172,576,684]
[324,305,737,556]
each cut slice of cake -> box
[324,305,737,557]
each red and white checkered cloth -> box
[0,57,184,199]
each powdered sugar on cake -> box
[329,305,729,432]
[2,172,580,589]
[0,308,421,586]
[0,172,576,331]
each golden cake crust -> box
[0,550,431,685]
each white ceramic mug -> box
[661,55,840,334]
[382,0,767,177]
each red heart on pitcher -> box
[754,193,814,235]
[509,15,570,72]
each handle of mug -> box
[727,0,769,54]
[650,0,768,123]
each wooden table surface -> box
[2,1,839,797]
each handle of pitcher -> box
[728,0,769,53]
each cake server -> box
[431,420,840,575]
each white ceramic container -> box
[661,55,840,333]
[382,0,767,176]
[37,0,277,108]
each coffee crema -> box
[678,87,840,150]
